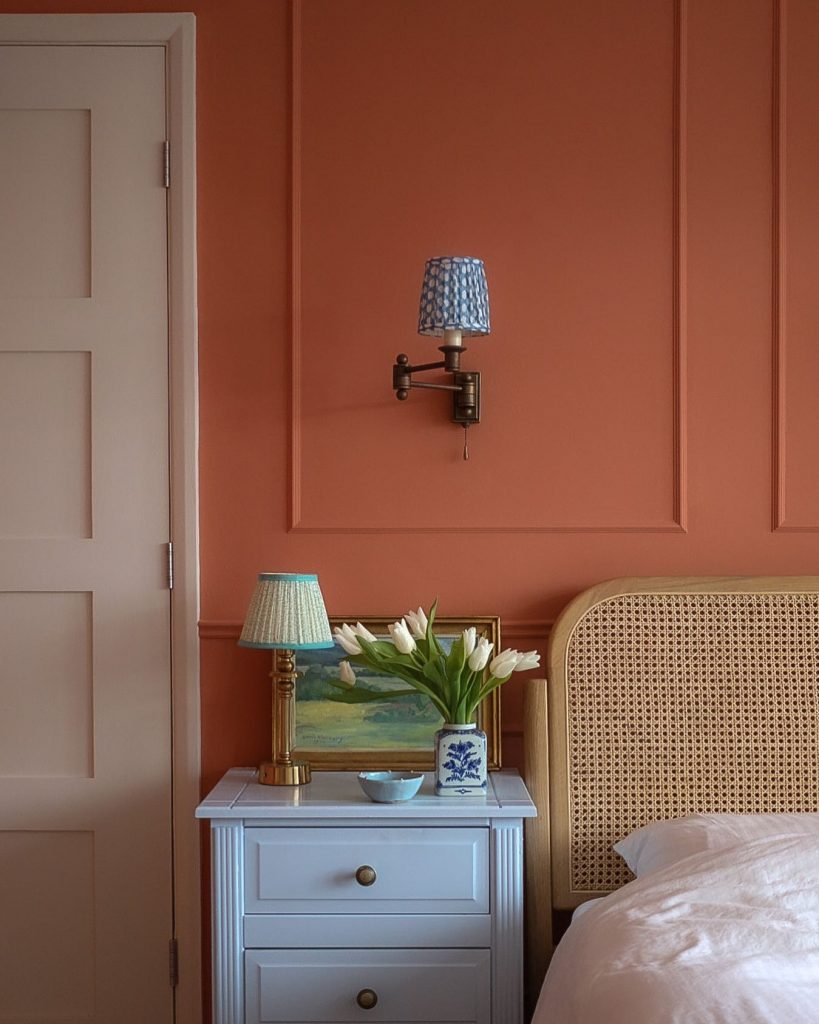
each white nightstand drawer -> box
[244,827,489,914]
[244,912,491,948]
[245,948,491,1023]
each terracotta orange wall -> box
[196,0,819,793]
[7,0,814,799]
[4,0,819,1018]
[9,0,816,788]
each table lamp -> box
[238,572,333,785]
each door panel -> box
[0,590,92,777]
[0,45,173,1022]
[0,351,92,537]
[0,107,91,298]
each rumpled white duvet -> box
[533,835,819,1023]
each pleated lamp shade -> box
[238,573,333,650]
[417,256,490,337]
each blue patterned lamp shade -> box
[417,256,490,338]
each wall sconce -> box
[392,256,490,458]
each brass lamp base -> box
[258,760,312,786]
[257,648,313,787]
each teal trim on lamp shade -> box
[238,639,334,650]
[257,572,318,583]
[239,572,333,649]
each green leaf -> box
[445,633,466,678]
[413,635,430,660]
[354,636,390,663]
[421,657,446,691]
[475,672,513,706]
[326,685,419,704]
[426,598,445,655]
[327,678,352,690]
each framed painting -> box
[293,615,502,771]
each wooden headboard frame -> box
[523,575,819,1007]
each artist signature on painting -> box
[303,733,346,749]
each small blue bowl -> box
[357,770,424,803]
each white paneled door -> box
[0,45,174,1021]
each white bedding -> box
[533,835,819,1023]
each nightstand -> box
[197,768,536,1024]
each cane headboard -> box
[523,576,819,1007]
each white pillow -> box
[614,812,819,877]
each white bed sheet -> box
[533,834,819,1024]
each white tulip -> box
[489,648,520,679]
[513,650,541,672]
[353,622,377,642]
[388,618,417,655]
[468,636,493,672]
[462,626,477,658]
[339,660,356,687]
[405,606,429,639]
[333,623,362,656]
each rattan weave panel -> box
[566,592,819,891]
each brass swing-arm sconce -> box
[392,256,490,453]
[392,338,480,425]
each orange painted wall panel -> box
[296,0,678,531]
[778,0,819,528]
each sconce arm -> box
[392,351,481,425]
[404,380,462,393]
[403,359,447,374]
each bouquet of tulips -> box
[330,601,540,726]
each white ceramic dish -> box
[357,770,424,803]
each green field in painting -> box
[294,642,444,751]
[296,698,441,751]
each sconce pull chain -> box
[462,424,470,461]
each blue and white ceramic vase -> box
[434,723,487,797]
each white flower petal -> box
[339,660,356,687]
[513,650,541,672]
[468,637,493,672]
[388,619,416,655]
[333,624,362,655]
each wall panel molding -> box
[199,621,243,640]
[289,0,304,534]
[672,0,689,534]
[199,618,553,642]
[289,0,687,534]
[772,0,790,531]
[772,0,785,530]
[772,0,819,532]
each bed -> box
[522,576,819,1022]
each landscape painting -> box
[293,616,502,771]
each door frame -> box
[0,14,200,1024]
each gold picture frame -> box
[292,615,502,771]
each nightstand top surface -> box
[196,768,536,820]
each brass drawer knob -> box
[356,988,378,1010]
[355,864,377,887]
